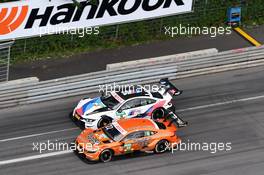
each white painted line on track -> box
[0,127,78,142]
[178,94,264,112]
[0,150,73,166]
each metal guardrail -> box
[0,66,178,108]
[0,46,264,109]
[106,48,219,70]
[0,77,39,91]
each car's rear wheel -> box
[154,140,170,153]
[152,108,165,120]
[99,149,113,163]
[97,116,112,128]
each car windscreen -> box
[102,124,124,141]
[101,94,120,109]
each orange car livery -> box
[75,118,181,162]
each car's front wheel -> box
[151,108,165,120]
[97,116,112,128]
[154,140,170,153]
[99,149,113,163]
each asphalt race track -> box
[1,66,264,175]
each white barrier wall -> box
[106,48,218,70]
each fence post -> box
[7,45,11,81]
[23,39,27,53]
[160,18,164,34]
[0,42,14,82]
[115,25,119,40]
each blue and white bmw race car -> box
[70,79,182,129]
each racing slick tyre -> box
[154,140,170,154]
[97,116,112,128]
[151,108,165,120]
[99,149,113,163]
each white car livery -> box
[71,79,182,129]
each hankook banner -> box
[0,0,193,41]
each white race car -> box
[71,79,182,129]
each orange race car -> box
[75,113,185,162]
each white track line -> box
[0,127,78,142]
[1,94,264,166]
[0,150,73,166]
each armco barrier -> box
[0,77,39,91]
[0,46,264,109]
[0,66,178,107]
[106,48,219,70]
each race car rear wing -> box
[163,110,188,128]
[159,78,183,96]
